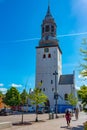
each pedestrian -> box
[65,110,71,127]
[74,108,79,120]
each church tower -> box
[35,5,62,107]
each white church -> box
[35,5,76,112]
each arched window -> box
[48,53,51,58]
[51,80,53,84]
[41,80,43,84]
[45,25,49,32]
[43,88,45,91]
[42,27,44,33]
[64,94,68,100]
[51,25,54,32]
[52,88,54,91]
[43,54,46,58]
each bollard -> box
[52,112,54,119]
[49,113,52,120]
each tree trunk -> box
[21,112,24,124]
[35,105,38,122]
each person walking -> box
[65,110,71,127]
[74,108,79,120]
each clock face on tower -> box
[44,48,49,53]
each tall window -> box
[41,80,43,84]
[43,54,46,58]
[52,88,54,91]
[42,27,44,33]
[64,94,68,100]
[45,25,49,32]
[48,53,51,58]
[43,88,45,91]
[51,80,53,84]
[51,25,54,32]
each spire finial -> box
[47,0,51,15]
[45,1,53,19]
[48,0,50,7]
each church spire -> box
[45,2,52,19]
[39,3,58,47]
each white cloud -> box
[10,83,22,88]
[78,73,87,80]
[0,83,4,87]
[0,88,7,93]
[75,85,80,90]
[77,75,87,87]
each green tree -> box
[28,88,47,122]
[80,38,87,77]
[0,91,4,98]
[77,85,87,107]
[3,87,21,106]
[67,93,78,107]
[20,89,28,105]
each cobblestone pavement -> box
[1,112,87,130]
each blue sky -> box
[0,0,87,93]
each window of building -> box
[43,88,45,91]
[51,25,54,32]
[45,25,50,32]
[42,27,44,33]
[51,80,53,84]
[43,54,46,58]
[45,36,49,40]
[41,80,43,84]
[44,48,49,53]
[48,53,51,58]
[64,94,68,100]
[52,88,54,91]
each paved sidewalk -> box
[2,112,87,130]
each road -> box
[0,111,87,130]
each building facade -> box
[35,5,76,111]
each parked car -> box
[0,108,13,116]
[28,106,35,112]
[20,106,35,112]
[37,106,49,114]
[37,107,45,114]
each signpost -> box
[53,71,58,118]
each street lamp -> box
[53,71,58,118]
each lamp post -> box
[53,71,58,118]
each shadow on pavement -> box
[13,121,32,126]
[60,125,84,130]
[60,126,71,129]
[72,125,84,130]
[12,120,46,126]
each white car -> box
[28,107,35,112]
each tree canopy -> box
[28,87,47,121]
[67,93,78,107]
[20,89,28,105]
[77,85,87,107]
[80,38,87,77]
[3,87,21,106]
